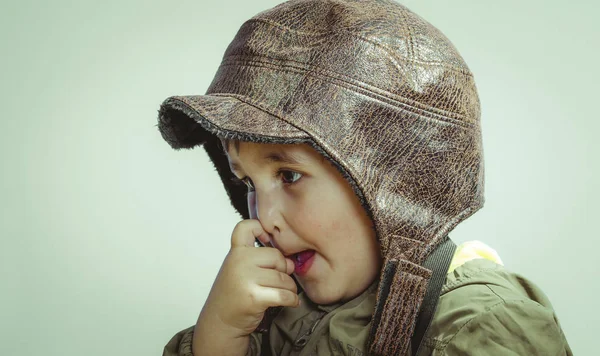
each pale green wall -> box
[2,0,597,354]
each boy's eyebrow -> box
[229,150,306,173]
[263,150,305,165]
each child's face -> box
[224,140,382,305]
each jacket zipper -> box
[292,311,327,353]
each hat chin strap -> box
[367,258,431,355]
[368,236,456,356]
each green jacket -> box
[164,253,571,355]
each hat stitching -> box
[244,16,474,77]
[216,62,476,128]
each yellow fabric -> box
[447,240,504,274]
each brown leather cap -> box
[156,0,484,354]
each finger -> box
[255,229,272,248]
[253,285,300,309]
[231,219,270,248]
[254,269,298,294]
[255,247,293,274]
[286,258,295,275]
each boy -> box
[156,0,572,355]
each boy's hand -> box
[197,219,299,338]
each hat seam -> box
[219,60,476,129]
[246,16,474,78]
[398,3,415,60]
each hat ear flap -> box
[368,259,432,355]
[203,134,250,219]
[157,99,251,219]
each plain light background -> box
[2,0,597,354]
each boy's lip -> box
[292,250,316,276]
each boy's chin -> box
[302,284,344,306]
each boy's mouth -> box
[291,250,316,276]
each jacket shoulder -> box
[162,325,263,356]
[417,258,572,355]
[163,325,194,356]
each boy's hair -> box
[219,137,328,165]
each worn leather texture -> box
[156,0,484,354]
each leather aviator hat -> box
[156,0,484,354]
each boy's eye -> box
[232,170,302,192]
[280,170,302,184]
